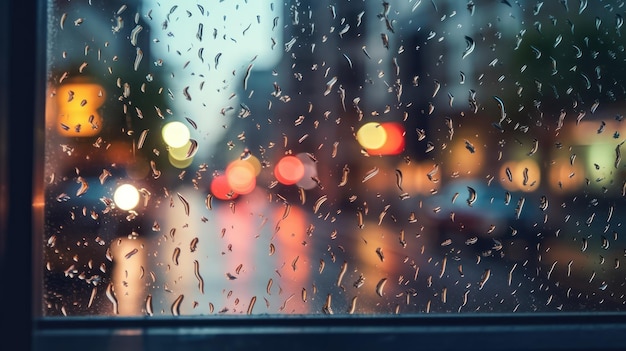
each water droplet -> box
[348,296,358,314]
[439,256,447,278]
[75,177,89,197]
[322,294,333,314]
[462,36,475,59]
[269,243,275,256]
[194,260,204,294]
[376,278,387,297]
[601,236,610,250]
[478,269,491,290]
[172,247,181,266]
[547,260,558,280]
[87,287,97,309]
[171,295,184,316]
[243,64,254,90]
[522,167,530,186]
[432,79,441,98]
[247,296,257,315]
[378,205,390,226]
[466,186,477,207]
[323,76,341,100]
[105,283,118,315]
[381,33,389,49]
[291,255,299,271]
[528,139,539,156]
[515,197,525,219]
[539,196,549,211]
[567,261,573,277]
[190,237,199,252]
[177,193,190,216]
[337,261,347,286]
[266,278,273,295]
[313,195,328,214]
[507,263,517,287]
[124,248,139,259]
[145,294,153,316]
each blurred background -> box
[41,0,626,317]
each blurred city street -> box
[41,0,626,317]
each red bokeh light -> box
[210,174,239,200]
[366,122,405,156]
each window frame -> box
[2,0,626,350]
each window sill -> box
[34,313,626,351]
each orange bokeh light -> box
[56,79,106,137]
[275,155,305,185]
[226,160,257,195]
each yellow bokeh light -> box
[243,155,262,176]
[113,184,140,211]
[168,140,193,161]
[162,121,190,148]
[168,152,194,169]
[357,122,387,150]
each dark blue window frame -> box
[2,1,626,350]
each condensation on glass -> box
[42,0,626,317]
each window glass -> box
[43,0,626,316]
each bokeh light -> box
[168,152,194,169]
[366,122,405,156]
[210,174,239,200]
[357,122,388,150]
[162,121,191,148]
[295,153,318,190]
[275,155,305,185]
[548,159,585,192]
[243,155,262,176]
[168,140,193,161]
[56,80,105,137]
[113,183,140,211]
[226,160,257,195]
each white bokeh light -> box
[113,184,140,211]
[162,121,191,148]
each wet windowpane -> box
[42,0,626,316]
